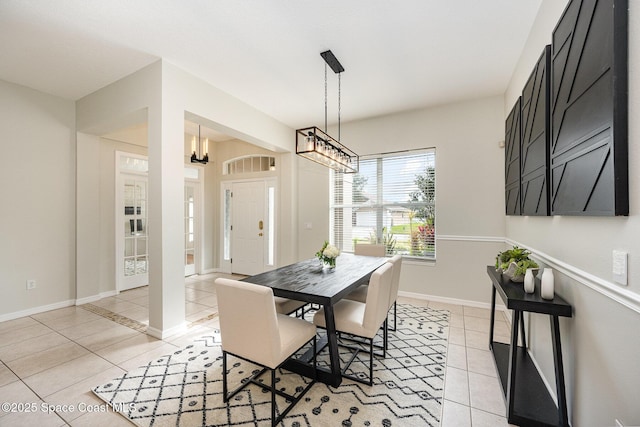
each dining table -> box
[241,252,388,387]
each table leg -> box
[551,315,569,427]
[323,304,342,388]
[506,309,521,421]
[489,285,497,350]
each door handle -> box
[258,220,264,230]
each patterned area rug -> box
[93,304,449,426]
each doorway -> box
[222,178,276,275]
[116,152,204,292]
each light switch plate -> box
[612,250,628,286]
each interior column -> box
[147,103,186,338]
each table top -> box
[487,266,572,317]
[242,253,388,305]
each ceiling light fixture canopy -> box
[191,124,209,164]
[296,50,358,173]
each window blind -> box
[330,149,436,259]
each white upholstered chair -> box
[345,243,387,302]
[312,262,393,385]
[274,297,307,316]
[215,278,317,426]
[354,243,386,256]
[385,255,403,332]
[347,251,403,336]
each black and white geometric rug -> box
[93,304,449,427]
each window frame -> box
[329,148,436,261]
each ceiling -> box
[0,0,542,130]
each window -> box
[330,149,436,259]
[223,155,276,175]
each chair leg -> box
[382,319,388,357]
[222,351,228,402]
[387,301,397,332]
[271,369,276,427]
[368,337,373,386]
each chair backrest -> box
[215,278,280,365]
[354,243,386,257]
[362,262,393,333]
[387,255,403,310]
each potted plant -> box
[495,246,539,282]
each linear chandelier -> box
[296,50,359,173]
[190,124,209,164]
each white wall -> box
[0,80,76,318]
[297,159,330,261]
[505,1,640,425]
[298,96,507,303]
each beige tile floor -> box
[0,274,515,426]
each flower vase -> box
[524,268,535,294]
[541,268,555,300]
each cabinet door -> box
[505,98,521,216]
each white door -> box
[231,181,265,275]
[184,182,197,276]
[121,176,149,290]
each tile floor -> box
[0,273,515,426]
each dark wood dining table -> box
[241,253,388,387]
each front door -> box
[231,181,265,275]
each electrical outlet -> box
[26,280,36,290]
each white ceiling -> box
[0,0,542,129]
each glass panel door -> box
[122,177,148,290]
[184,183,196,276]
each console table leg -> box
[519,313,526,348]
[551,315,569,427]
[489,286,496,350]
[506,309,521,421]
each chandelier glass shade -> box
[296,126,358,173]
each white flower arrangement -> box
[316,241,340,267]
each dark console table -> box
[487,266,572,427]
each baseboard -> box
[0,299,76,323]
[398,290,509,314]
[75,294,101,305]
[147,322,189,340]
[75,289,118,306]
